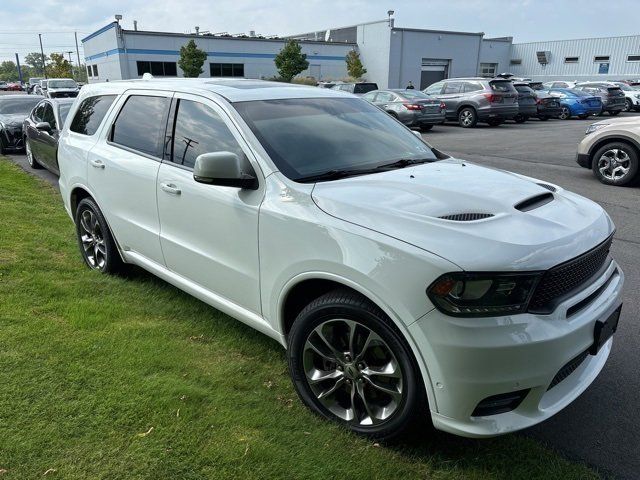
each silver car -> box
[424,78,519,128]
[362,89,446,131]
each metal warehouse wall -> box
[356,21,393,88]
[480,38,513,76]
[388,28,484,89]
[83,23,126,83]
[84,25,352,82]
[510,35,640,81]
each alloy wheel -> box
[597,148,631,182]
[302,319,404,426]
[460,110,474,127]
[559,107,571,120]
[624,99,632,112]
[79,209,107,269]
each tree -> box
[178,40,207,77]
[47,53,72,78]
[24,52,48,75]
[274,40,309,82]
[0,61,19,82]
[346,50,367,80]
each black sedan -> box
[0,95,43,154]
[23,97,75,175]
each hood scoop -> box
[438,213,494,221]
[536,183,557,192]
[515,192,554,212]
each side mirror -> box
[193,151,258,190]
[35,121,51,132]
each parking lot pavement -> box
[2,112,639,478]
[425,113,640,480]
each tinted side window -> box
[70,95,117,136]
[170,99,244,169]
[443,82,462,94]
[42,103,56,129]
[111,95,170,157]
[376,92,394,102]
[424,82,443,94]
[463,82,483,93]
[32,103,45,122]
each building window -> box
[564,56,579,63]
[509,59,522,65]
[210,63,244,77]
[479,63,497,77]
[87,66,92,77]
[92,65,98,77]
[136,61,178,77]
[628,55,640,62]
[594,55,610,62]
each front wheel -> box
[558,107,572,120]
[458,107,477,128]
[592,142,639,186]
[288,289,425,440]
[513,114,527,124]
[624,99,632,112]
[75,197,126,273]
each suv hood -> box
[592,116,640,127]
[311,159,613,271]
[0,113,27,127]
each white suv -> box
[57,78,624,439]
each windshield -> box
[353,83,378,94]
[48,79,77,89]
[235,97,437,182]
[489,81,516,92]
[0,98,41,115]
[58,103,73,124]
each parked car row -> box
[30,78,80,98]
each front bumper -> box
[576,152,591,168]
[409,259,624,437]
[1,126,24,151]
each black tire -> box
[558,106,572,120]
[75,197,126,274]
[457,107,477,128]
[624,99,633,112]
[288,289,426,441]
[419,124,433,132]
[513,114,527,124]
[487,119,503,127]
[25,138,42,169]
[609,110,621,116]
[591,142,639,186]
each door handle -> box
[160,182,181,195]
[90,159,105,169]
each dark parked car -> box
[533,90,562,120]
[331,82,379,96]
[362,89,446,131]
[23,97,75,174]
[423,77,519,127]
[574,83,625,115]
[0,94,43,154]
[512,82,538,123]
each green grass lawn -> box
[0,158,599,480]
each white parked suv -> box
[57,78,624,439]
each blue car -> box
[545,88,602,119]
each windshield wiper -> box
[297,158,434,183]
[374,158,433,170]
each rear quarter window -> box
[69,95,117,136]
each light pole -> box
[38,33,47,78]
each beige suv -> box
[577,117,640,186]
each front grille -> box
[528,235,613,314]
[548,350,589,390]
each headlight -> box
[586,123,609,135]
[427,272,541,317]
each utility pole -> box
[66,50,74,78]
[38,33,47,78]
[15,53,23,84]
[74,31,81,72]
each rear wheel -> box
[75,198,126,273]
[25,139,42,169]
[513,114,527,124]
[591,142,639,186]
[558,107,572,120]
[288,289,425,440]
[458,107,477,128]
[419,124,433,132]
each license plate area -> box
[590,304,621,355]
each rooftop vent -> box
[438,213,494,221]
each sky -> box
[0,0,638,64]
